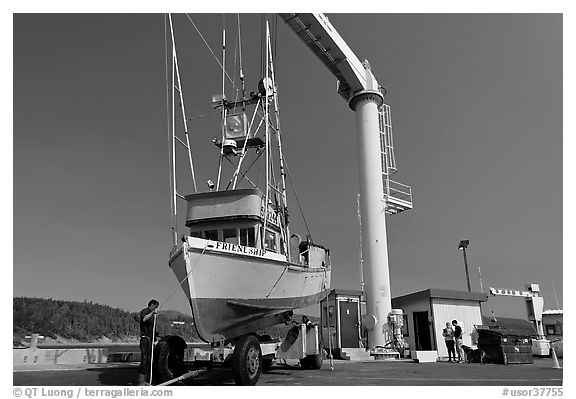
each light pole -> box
[458,240,471,292]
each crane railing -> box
[383,178,413,214]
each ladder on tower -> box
[378,103,413,215]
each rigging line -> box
[266,27,287,224]
[170,15,197,193]
[232,98,263,189]
[184,13,234,85]
[169,14,179,245]
[260,14,265,78]
[188,109,219,121]
[232,149,263,189]
[283,155,313,242]
[159,243,210,312]
[216,20,227,191]
[223,156,258,190]
[232,41,239,113]
[237,13,246,103]
[149,314,157,385]
[164,15,176,247]
[262,20,270,248]
[322,269,334,371]
[230,14,242,113]
[265,265,289,298]
[256,146,263,187]
[273,14,278,72]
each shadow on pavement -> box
[86,366,139,386]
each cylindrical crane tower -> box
[349,89,391,347]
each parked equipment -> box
[489,283,550,356]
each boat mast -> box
[266,21,291,259]
[262,21,270,250]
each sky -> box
[12,12,564,322]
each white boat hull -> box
[169,237,331,342]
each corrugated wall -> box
[431,298,483,358]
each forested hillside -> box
[13,297,319,345]
[13,297,200,344]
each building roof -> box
[392,288,489,304]
[542,309,563,315]
[327,288,363,298]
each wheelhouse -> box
[184,188,330,267]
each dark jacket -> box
[453,325,463,339]
[140,308,155,338]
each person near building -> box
[137,299,159,386]
[443,321,456,362]
[452,319,466,363]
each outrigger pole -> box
[166,14,198,247]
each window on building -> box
[322,305,335,327]
[545,324,562,335]
[239,227,256,247]
[264,229,277,252]
[204,230,218,241]
[223,228,238,244]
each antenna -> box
[551,277,560,309]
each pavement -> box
[13,357,563,386]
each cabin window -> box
[190,231,202,238]
[239,227,256,247]
[264,229,277,252]
[223,228,238,244]
[204,230,218,241]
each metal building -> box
[319,289,365,359]
[392,289,489,359]
[542,309,563,339]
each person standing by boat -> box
[443,321,456,362]
[137,299,159,386]
[452,319,466,363]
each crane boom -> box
[489,287,540,298]
[279,13,380,100]
[279,13,394,352]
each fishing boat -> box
[165,15,331,344]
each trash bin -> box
[476,327,534,364]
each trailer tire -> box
[232,335,262,385]
[301,338,323,370]
[154,335,187,384]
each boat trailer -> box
[152,323,325,386]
